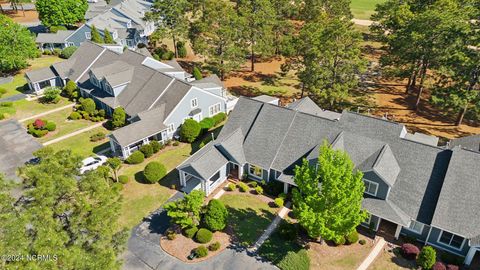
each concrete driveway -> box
[122,193,277,270]
[0,120,42,181]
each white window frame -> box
[167,123,175,133]
[406,220,425,234]
[209,103,221,116]
[364,214,372,225]
[248,164,263,179]
[363,179,379,196]
[85,32,91,39]
[437,230,466,251]
[191,98,198,108]
[67,42,75,47]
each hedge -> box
[195,246,208,258]
[143,161,167,183]
[118,175,129,184]
[195,228,213,244]
[180,119,201,143]
[60,46,77,59]
[140,144,154,158]
[199,117,215,131]
[212,112,226,125]
[150,140,162,153]
[126,151,144,164]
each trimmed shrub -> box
[166,229,176,240]
[0,101,13,107]
[53,48,62,56]
[227,183,235,191]
[80,98,96,115]
[446,265,459,270]
[45,121,56,131]
[237,182,249,192]
[69,111,81,120]
[277,250,310,270]
[195,246,208,258]
[199,117,215,131]
[140,144,154,158]
[359,239,366,245]
[90,132,105,142]
[126,151,144,164]
[212,112,227,126]
[112,107,126,128]
[248,181,257,187]
[32,129,48,137]
[118,175,129,184]
[432,262,446,270]
[176,41,187,58]
[184,226,198,239]
[63,80,78,99]
[208,241,221,251]
[143,161,167,183]
[255,186,263,195]
[417,246,436,270]
[278,193,288,200]
[150,141,161,153]
[0,87,7,97]
[195,228,213,244]
[43,50,52,55]
[204,199,228,231]
[193,66,203,80]
[345,231,359,245]
[274,197,284,207]
[180,119,201,143]
[33,119,45,129]
[42,87,61,103]
[60,46,77,59]
[401,243,420,260]
[334,237,346,246]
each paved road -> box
[0,94,27,103]
[0,76,13,85]
[122,192,278,270]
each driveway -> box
[122,192,277,270]
[0,120,42,181]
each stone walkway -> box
[356,237,386,270]
[43,121,106,146]
[18,103,75,123]
[250,202,291,253]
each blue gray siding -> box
[401,224,431,242]
[66,25,91,47]
[363,171,390,200]
[427,227,470,256]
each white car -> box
[80,155,108,174]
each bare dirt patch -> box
[3,10,39,23]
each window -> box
[438,231,465,250]
[167,123,175,133]
[126,39,134,47]
[38,80,51,89]
[85,32,91,39]
[191,98,198,108]
[248,164,263,179]
[407,220,424,234]
[68,42,74,46]
[363,179,378,196]
[209,103,221,116]
[363,214,372,225]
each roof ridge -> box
[342,110,404,127]
[269,110,299,169]
[372,144,390,169]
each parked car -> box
[80,155,108,174]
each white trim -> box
[85,32,91,39]
[426,241,467,257]
[148,78,175,110]
[405,220,425,234]
[363,179,379,196]
[209,102,222,117]
[191,98,198,108]
[248,164,263,180]
[167,123,175,133]
[437,230,467,251]
[74,48,107,83]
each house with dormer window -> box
[177,96,480,266]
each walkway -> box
[250,202,291,253]
[18,103,75,123]
[122,192,277,270]
[352,18,374,26]
[43,121,106,146]
[356,237,386,270]
[0,93,26,103]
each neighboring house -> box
[35,30,77,52]
[449,134,480,152]
[85,0,123,20]
[178,96,480,266]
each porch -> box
[110,130,166,158]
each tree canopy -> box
[292,142,367,242]
[164,190,205,229]
[35,0,88,27]
[0,15,38,73]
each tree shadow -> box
[190,125,224,154]
[389,247,417,268]
[158,169,179,189]
[224,206,275,246]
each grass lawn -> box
[0,56,63,98]
[219,193,277,245]
[117,143,192,229]
[48,126,111,158]
[24,107,95,143]
[258,220,305,265]
[351,0,385,20]
[369,248,416,270]
[14,98,73,120]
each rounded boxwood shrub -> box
[359,239,367,245]
[255,186,263,195]
[69,111,81,120]
[208,241,221,251]
[203,199,228,231]
[227,183,235,191]
[118,175,129,184]
[45,121,56,131]
[143,161,167,183]
[195,245,208,258]
[0,87,7,97]
[345,230,359,245]
[150,141,161,153]
[248,181,257,187]
[401,243,420,260]
[278,250,310,270]
[433,262,446,270]
[199,117,215,131]
[126,151,145,164]
[195,228,213,244]
[417,246,436,270]
[140,144,154,158]
[334,236,346,246]
[184,226,198,239]
[237,182,249,192]
[180,119,201,143]
[274,197,284,207]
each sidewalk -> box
[19,103,75,123]
[43,121,106,146]
[357,237,386,270]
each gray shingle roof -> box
[35,30,75,43]
[178,142,229,180]
[362,197,410,226]
[287,97,341,120]
[431,147,480,239]
[252,95,279,104]
[449,134,480,152]
[25,67,57,83]
[216,128,246,165]
[91,61,135,87]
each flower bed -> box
[27,119,56,137]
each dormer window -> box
[363,179,378,196]
[191,98,198,108]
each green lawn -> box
[219,193,277,245]
[48,126,111,158]
[0,56,63,98]
[24,107,96,143]
[117,143,192,229]
[351,0,385,20]
[14,98,73,120]
[258,220,305,265]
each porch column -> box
[283,182,289,194]
[109,139,115,154]
[464,246,478,266]
[375,218,381,232]
[394,224,402,240]
[122,147,129,158]
[179,171,185,187]
[142,138,149,145]
[238,165,244,180]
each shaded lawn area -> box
[14,98,73,120]
[351,0,386,20]
[258,220,305,265]
[24,107,96,143]
[48,126,110,158]
[117,143,192,229]
[219,193,276,246]
[369,247,416,270]
[0,56,63,98]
